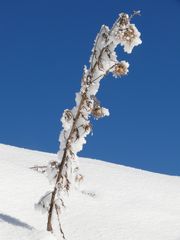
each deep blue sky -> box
[0,0,180,175]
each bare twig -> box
[55,204,66,240]
[30,165,47,173]
[129,10,141,20]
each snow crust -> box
[1,144,180,240]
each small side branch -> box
[55,204,66,240]
[30,165,47,173]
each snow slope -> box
[1,144,180,240]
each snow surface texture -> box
[1,144,180,240]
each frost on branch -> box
[91,95,110,119]
[113,61,129,78]
[35,11,142,236]
[35,191,52,214]
[113,13,142,53]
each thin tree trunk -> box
[47,94,86,232]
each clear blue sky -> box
[0,0,180,175]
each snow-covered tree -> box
[35,11,142,239]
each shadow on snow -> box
[0,213,33,230]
